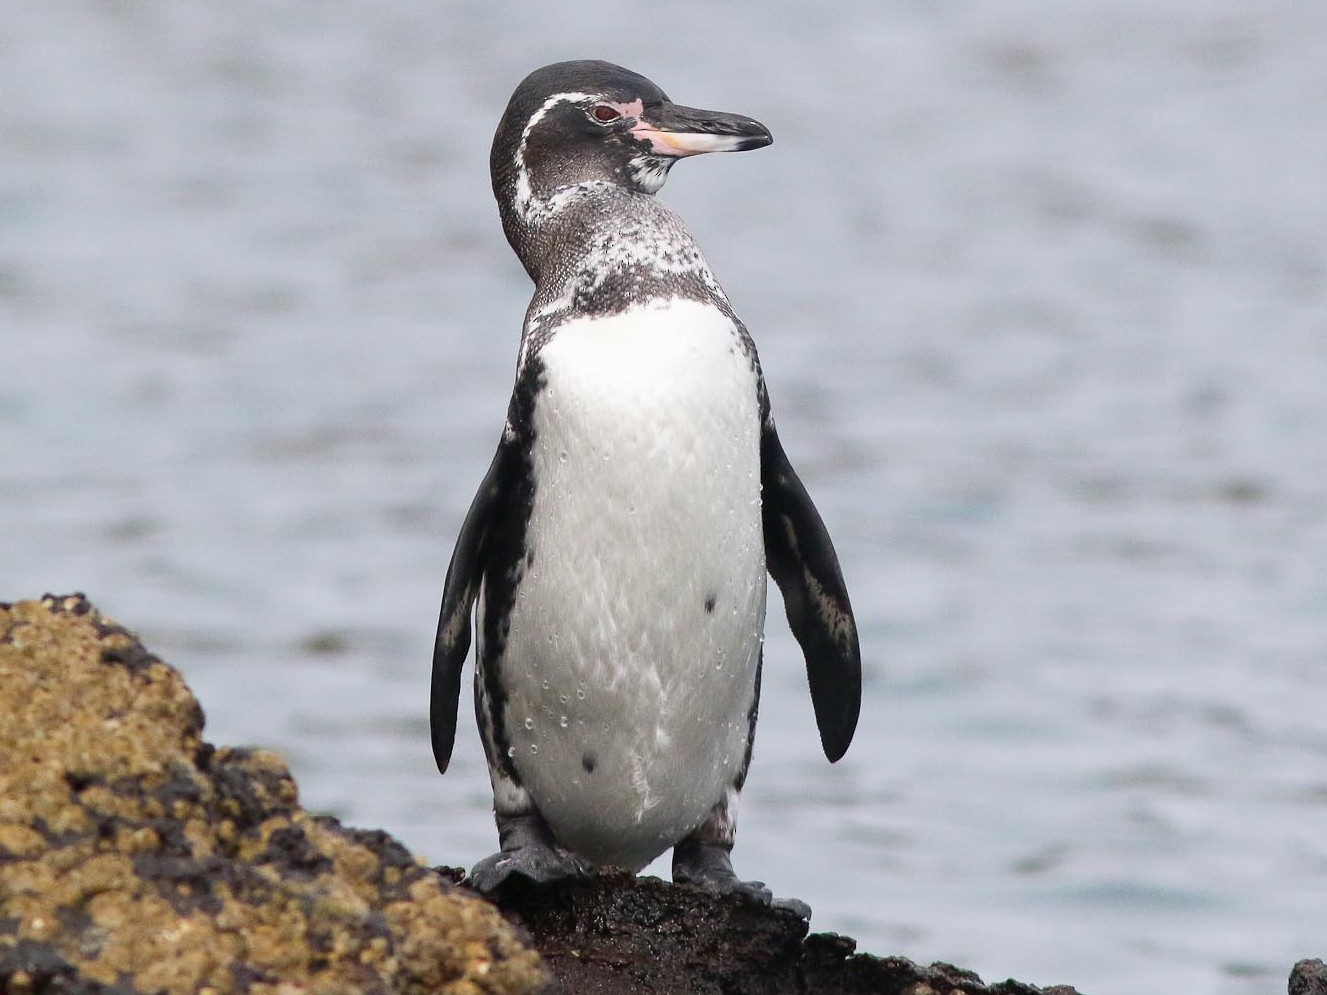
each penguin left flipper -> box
[430,435,515,775]
[760,417,862,763]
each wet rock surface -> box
[472,867,1084,995]
[0,594,547,995]
[1292,959,1327,995]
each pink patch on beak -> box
[630,124,703,157]
[628,125,751,157]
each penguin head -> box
[491,60,772,228]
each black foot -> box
[671,838,812,918]
[468,845,592,893]
[466,812,593,894]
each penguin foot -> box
[468,845,592,893]
[671,838,812,918]
[467,812,593,894]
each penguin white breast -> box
[497,297,766,870]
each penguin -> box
[431,60,860,906]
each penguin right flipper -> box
[430,434,516,774]
[760,418,862,763]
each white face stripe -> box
[519,90,596,146]
[513,90,596,224]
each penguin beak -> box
[631,102,773,157]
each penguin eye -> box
[591,104,621,123]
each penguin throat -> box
[627,154,675,195]
[516,196,728,360]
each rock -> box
[0,594,548,995]
[1292,959,1327,995]
[478,868,1084,995]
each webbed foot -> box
[671,837,812,918]
[466,812,593,894]
[468,845,593,893]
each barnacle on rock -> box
[0,594,547,995]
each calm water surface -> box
[4,2,1326,992]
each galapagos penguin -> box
[431,60,860,905]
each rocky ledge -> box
[466,868,1086,995]
[1,595,1319,995]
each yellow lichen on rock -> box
[0,594,547,995]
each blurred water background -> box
[4,2,1326,991]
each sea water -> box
[4,2,1325,992]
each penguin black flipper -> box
[760,417,862,762]
[431,435,515,774]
